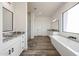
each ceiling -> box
[28,2,66,17]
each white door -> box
[34,16,51,36]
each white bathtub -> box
[50,35,79,56]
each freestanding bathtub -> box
[50,35,79,56]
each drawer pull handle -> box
[12,48,14,53]
[8,50,11,55]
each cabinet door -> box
[11,38,21,56]
[0,46,12,56]
[0,38,20,56]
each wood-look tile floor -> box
[20,36,60,56]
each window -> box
[63,3,79,33]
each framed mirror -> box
[3,7,13,32]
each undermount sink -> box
[3,35,18,42]
[3,34,18,40]
[4,35,17,37]
[3,32,25,42]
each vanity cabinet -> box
[0,34,26,56]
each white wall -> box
[31,12,35,38]
[25,3,28,49]
[0,3,3,45]
[53,2,79,41]
[13,2,26,32]
[31,13,51,38]
[27,12,31,39]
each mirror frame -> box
[3,7,13,32]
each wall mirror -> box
[3,7,13,32]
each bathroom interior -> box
[0,2,79,56]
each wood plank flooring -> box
[20,36,60,56]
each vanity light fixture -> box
[52,19,57,22]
